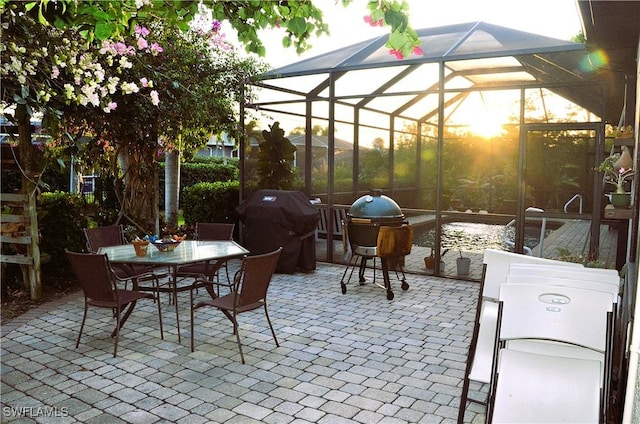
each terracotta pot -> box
[132,240,149,256]
[424,256,436,269]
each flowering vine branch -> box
[361,0,423,59]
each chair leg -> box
[111,301,137,338]
[264,303,279,347]
[190,289,196,352]
[113,306,121,358]
[156,293,164,341]
[172,284,181,343]
[232,314,245,364]
[76,304,88,349]
[148,275,164,340]
[457,374,472,423]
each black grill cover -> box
[236,189,319,273]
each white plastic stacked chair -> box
[457,249,582,423]
[487,282,615,423]
[504,264,621,417]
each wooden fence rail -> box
[1,192,42,300]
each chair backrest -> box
[508,264,621,287]
[84,225,126,252]
[482,249,582,301]
[66,251,117,303]
[506,274,620,302]
[236,248,282,307]
[498,283,613,352]
[195,223,235,241]
[377,225,413,258]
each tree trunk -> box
[16,104,42,300]
[113,136,160,234]
[164,150,180,229]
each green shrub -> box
[38,192,89,266]
[182,181,239,227]
[158,160,238,206]
[181,162,237,187]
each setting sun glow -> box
[468,113,507,138]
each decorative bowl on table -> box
[152,239,182,252]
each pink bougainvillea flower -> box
[363,15,383,27]
[137,37,149,50]
[389,49,404,60]
[103,102,117,113]
[134,26,150,37]
[413,46,424,56]
[150,43,163,55]
[115,42,129,55]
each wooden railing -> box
[1,192,42,300]
[316,205,348,239]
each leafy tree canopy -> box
[0,0,420,56]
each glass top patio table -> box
[99,240,250,343]
[98,240,249,266]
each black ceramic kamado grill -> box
[340,190,413,300]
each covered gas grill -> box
[340,190,413,300]
[236,189,319,273]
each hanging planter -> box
[597,144,634,208]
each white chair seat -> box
[492,349,601,424]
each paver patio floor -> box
[1,262,484,423]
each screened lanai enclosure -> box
[241,21,623,279]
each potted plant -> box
[445,229,471,275]
[597,147,634,208]
[424,247,446,271]
[455,249,471,276]
[422,230,438,269]
[424,248,436,269]
[606,124,634,140]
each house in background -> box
[246,132,359,173]
[286,133,359,169]
[195,132,238,159]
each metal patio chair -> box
[66,251,163,357]
[190,247,282,363]
[83,225,162,288]
[176,223,235,294]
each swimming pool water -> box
[414,222,547,253]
